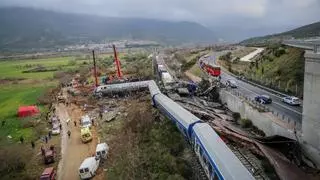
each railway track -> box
[228,145,269,180]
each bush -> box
[0,145,32,177]
[220,52,232,61]
[181,55,199,72]
[37,87,59,105]
[67,59,77,66]
[240,118,252,128]
[232,112,241,121]
[274,48,286,57]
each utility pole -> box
[92,50,98,87]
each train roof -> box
[154,93,200,129]
[193,123,254,180]
[148,80,161,96]
[96,81,149,92]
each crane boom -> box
[112,44,122,78]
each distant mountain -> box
[240,21,320,45]
[0,7,216,52]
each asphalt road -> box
[204,52,303,123]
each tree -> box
[261,66,264,74]
[249,62,254,70]
[68,59,77,66]
[220,52,232,61]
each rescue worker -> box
[31,141,35,149]
[20,136,24,144]
[67,130,71,138]
[41,146,45,156]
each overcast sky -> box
[1,0,319,35]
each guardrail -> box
[225,87,302,131]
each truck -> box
[41,145,56,164]
[40,167,56,180]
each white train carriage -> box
[191,123,254,180]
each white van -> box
[79,157,100,179]
[81,115,92,129]
[95,143,109,159]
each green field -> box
[0,57,89,79]
[0,56,75,142]
[0,83,55,142]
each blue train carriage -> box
[152,89,254,180]
[191,123,255,180]
[152,93,200,137]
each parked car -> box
[81,115,92,129]
[255,95,272,104]
[79,157,100,179]
[40,167,56,180]
[282,96,301,106]
[51,125,60,135]
[226,79,237,88]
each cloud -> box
[0,0,319,29]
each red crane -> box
[92,50,98,87]
[112,44,123,79]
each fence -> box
[225,87,302,131]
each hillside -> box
[240,21,320,45]
[0,7,216,51]
[219,45,305,97]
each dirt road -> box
[56,103,103,180]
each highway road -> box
[203,52,303,123]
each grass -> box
[0,84,54,142]
[103,99,194,180]
[0,57,89,79]
[0,55,78,179]
[189,63,204,77]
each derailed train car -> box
[94,79,254,180]
[149,82,254,180]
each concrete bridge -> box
[284,40,320,168]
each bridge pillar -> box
[302,45,320,168]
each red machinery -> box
[112,44,123,79]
